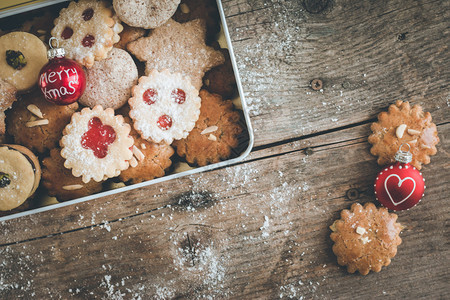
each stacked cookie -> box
[0,0,244,213]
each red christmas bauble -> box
[38,55,85,105]
[374,162,425,211]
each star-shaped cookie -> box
[127,19,224,90]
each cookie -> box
[42,148,103,201]
[113,0,180,29]
[173,0,221,42]
[368,100,439,170]
[330,202,403,275]
[20,11,55,44]
[114,24,146,50]
[0,144,41,211]
[0,79,18,111]
[0,111,5,139]
[127,19,225,90]
[0,32,48,92]
[60,105,134,183]
[173,90,242,166]
[79,48,138,110]
[129,69,201,144]
[203,45,237,99]
[51,0,123,68]
[118,113,174,184]
[6,89,78,153]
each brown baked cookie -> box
[330,202,403,275]
[20,11,55,43]
[42,148,103,201]
[173,0,221,42]
[114,23,146,50]
[113,0,180,29]
[0,111,5,141]
[0,79,17,111]
[173,90,242,166]
[368,100,439,170]
[79,47,138,110]
[6,89,78,153]
[119,112,174,184]
[127,19,225,90]
[203,45,237,99]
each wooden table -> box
[1,0,449,298]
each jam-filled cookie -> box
[42,148,103,201]
[60,105,134,183]
[113,0,180,29]
[6,89,78,153]
[79,48,138,110]
[129,69,201,144]
[0,144,41,211]
[368,100,439,170]
[330,202,403,275]
[0,32,48,92]
[173,90,242,166]
[51,0,123,68]
[127,19,224,90]
[118,112,174,184]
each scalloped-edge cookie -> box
[368,100,439,170]
[51,0,123,68]
[61,105,134,183]
[113,0,180,29]
[42,148,103,201]
[129,69,201,144]
[173,90,242,166]
[330,202,403,275]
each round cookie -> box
[113,0,181,29]
[51,0,123,68]
[129,69,201,144]
[0,32,48,92]
[42,148,103,201]
[173,90,242,166]
[368,100,439,170]
[330,202,403,275]
[118,113,174,184]
[61,105,134,183]
[6,89,79,153]
[0,144,41,211]
[79,48,138,110]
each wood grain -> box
[224,0,449,146]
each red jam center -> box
[81,117,116,159]
[157,115,172,130]
[143,88,158,105]
[82,34,95,47]
[61,27,73,39]
[171,88,186,104]
[82,8,94,21]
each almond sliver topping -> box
[129,156,138,168]
[27,104,44,118]
[407,129,421,135]
[26,119,49,127]
[62,184,83,190]
[208,134,217,141]
[201,126,218,135]
[396,124,407,139]
[132,145,145,161]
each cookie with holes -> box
[60,105,134,183]
[42,148,103,201]
[330,202,404,275]
[368,100,439,170]
[128,69,201,144]
[173,90,243,166]
[51,0,123,68]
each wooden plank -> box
[0,123,448,298]
[223,0,450,146]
